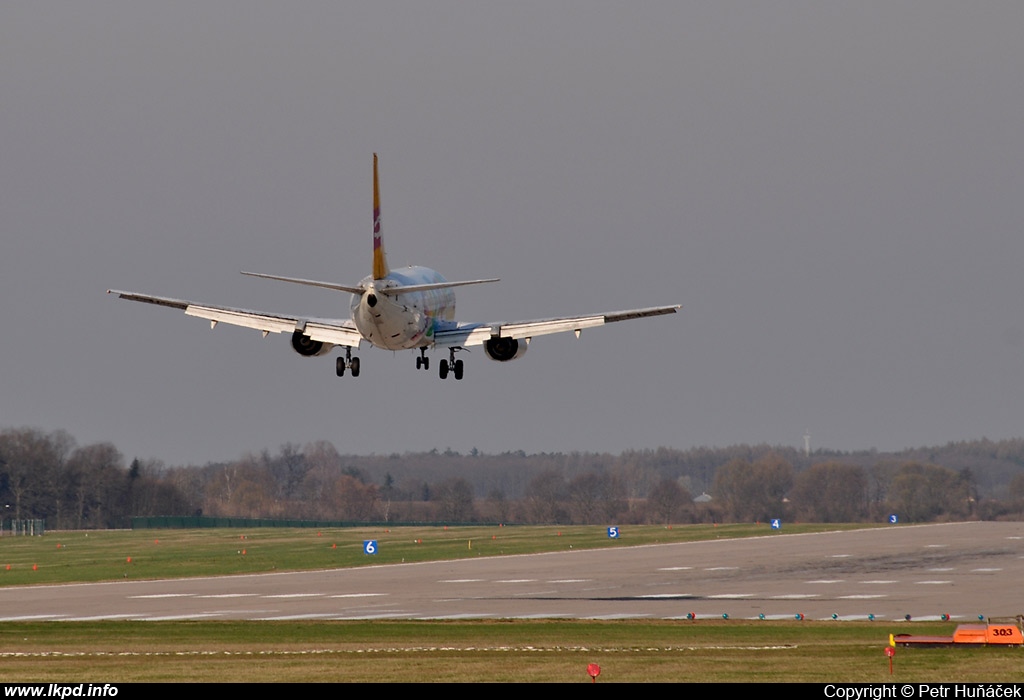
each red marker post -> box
[884,645,895,675]
[587,663,601,683]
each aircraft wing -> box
[432,304,680,347]
[107,290,363,347]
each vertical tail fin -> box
[372,153,389,280]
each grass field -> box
[1,619,1019,683]
[0,523,879,586]
[1,523,1015,683]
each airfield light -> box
[587,663,601,683]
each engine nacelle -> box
[484,336,528,362]
[291,330,334,357]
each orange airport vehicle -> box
[891,617,1024,647]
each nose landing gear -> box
[415,347,430,371]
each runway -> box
[1,522,1022,622]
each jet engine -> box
[290,330,334,357]
[484,336,527,362]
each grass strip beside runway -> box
[0,619,1018,683]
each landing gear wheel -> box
[453,359,464,381]
[439,358,449,379]
[336,357,346,377]
[350,356,360,377]
[417,348,431,371]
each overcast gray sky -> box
[3,2,1023,466]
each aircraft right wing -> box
[107,290,363,347]
[432,305,680,347]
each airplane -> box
[108,154,679,381]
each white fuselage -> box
[350,266,456,350]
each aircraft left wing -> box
[107,290,363,347]
[432,304,680,347]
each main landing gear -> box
[415,347,430,371]
[439,348,464,381]
[336,348,360,377]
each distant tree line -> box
[3,427,1024,529]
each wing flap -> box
[109,290,361,347]
[303,320,363,347]
[500,315,605,339]
[432,305,680,347]
[185,305,298,334]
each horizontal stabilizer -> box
[240,271,365,295]
[379,278,500,296]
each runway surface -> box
[1,522,1022,622]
